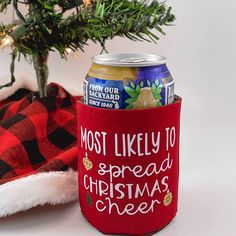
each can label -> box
[84,65,174,109]
[84,77,123,109]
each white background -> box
[0,0,236,235]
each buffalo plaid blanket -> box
[0,83,79,217]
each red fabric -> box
[0,83,78,185]
[77,97,182,236]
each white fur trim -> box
[0,170,78,217]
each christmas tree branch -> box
[0,0,175,96]
[1,0,175,56]
[59,0,175,52]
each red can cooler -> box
[77,96,182,236]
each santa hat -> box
[0,82,79,217]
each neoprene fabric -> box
[0,83,79,217]
[77,97,182,235]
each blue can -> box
[83,54,175,109]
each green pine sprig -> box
[1,0,175,56]
[0,0,175,96]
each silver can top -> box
[92,53,166,67]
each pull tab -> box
[119,57,147,63]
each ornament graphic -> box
[83,152,93,171]
[163,191,173,207]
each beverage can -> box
[83,53,175,109]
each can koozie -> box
[77,96,182,236]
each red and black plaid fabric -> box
[0,83,78,185]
